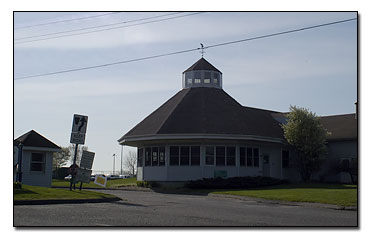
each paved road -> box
[14,189,357,227]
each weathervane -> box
[200,43,205,58]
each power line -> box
[14,12,123,30]
[14,17,357,80]
[15,12,183,40]
[14,12,203,44]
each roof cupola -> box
[182,58,222,89]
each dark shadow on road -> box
[111,201,147,207]
[150,182,357,196]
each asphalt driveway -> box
[14,189,357,227]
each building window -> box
[170,146,179,166]
[253,148,259,167]
[180,146,190,166]
[213,73,219,84]
[282,150,289,168]
[216,146,225,166]
[152,147,158,166]
[194,72,201,83]
[205,146,215,165]
[145,147,151,166]
[246,148,253,166]
[226,146,236,166]
[204,72,211,83]
[137,148,143,167]
[185,72,193,85]
[159,147,165,166]
[191,146,200,166]
[30,152,45,172]
[240,147,246,166]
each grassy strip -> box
[211,183,357,207]
[14,185,115,201]
[52,177,137,189]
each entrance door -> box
[263,155,270,177]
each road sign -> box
[72,114,88,134]
[94,175,107,187]
[80,150,95,170]
[76,168,92,183]
[70,132,86,144]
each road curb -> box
[208,193,357,211]
[14,197,121,206]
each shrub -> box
[14,182,22,189]
[136,181,160,188]
[184,176,288,189]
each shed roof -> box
[14,130,61,149]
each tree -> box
[53,146,71,170]
[123,150,137,176]
[282,106,329,181]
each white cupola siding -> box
[182,58,222,89]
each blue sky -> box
[13,12,357,173]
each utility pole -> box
[112,154,116,175]
[120,145,123,175]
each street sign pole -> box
[70,143,79,191]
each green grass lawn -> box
[52,177,137,189]
[14,185,115,201]
[212,183,357,207]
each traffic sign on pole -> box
[72,114,88,134]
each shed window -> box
[170,146,179,166]
[205,146,215,165]
[30,152,45,172]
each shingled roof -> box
[320,114,357,141]
[120,87,284,141]
[183,58,222,73]
[14,130,61,149]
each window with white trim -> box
[137,148,143,167]
[170,146,179,166]
[145,147,152,166]
[205,146,215,165]
[30,152,45,172]
[226,146,236,166]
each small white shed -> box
[14,130,61,187]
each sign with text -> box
[94,175,107,187]
[72,114,88,134]
[80,150,95,170]
[70,132,86,144]
[76,168,92,183]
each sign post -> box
[69,114,88,191]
